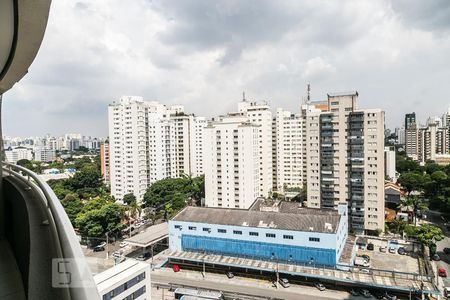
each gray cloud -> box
[3,0,450,137]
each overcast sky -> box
[4,0,450,137]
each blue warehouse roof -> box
[172,206,341,234]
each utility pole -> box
[106,231,109,259]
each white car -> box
[389,246,396,253]
[120,242,128,248]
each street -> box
[151,267,370,300]
[425,210,450,291]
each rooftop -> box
[124,222,168,248]
[94,260,149,292]
[173,206,340,234]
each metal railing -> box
[3,162,100,300]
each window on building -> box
[174,225,182,230]
[249,232,259,236]
[266,233,276,238]
[202,227,211,232]
[233,230,242,235]
[283,235,294,240]
[309,237,320,242]
[218,229,226,233]
[188,226,197,231]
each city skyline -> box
[3,0,450,136]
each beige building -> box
[405,121,449,164]
[306,92,385,233]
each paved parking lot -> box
[357,238,422,274]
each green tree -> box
[387,219,407,234]
[398,195,428,226]
[128,200,142,219]
[76,201,125,238]
[61,193,83,225]
[414,224,444,246]
[123,193,137,205]
[68,167,101,191]
[17,159,33,170]
[397,172,424,195]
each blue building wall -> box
[181,235,337,266]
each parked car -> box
[226,271,234,279]
[112,251,122,258]
[361,254,370,262]
[349,289,359,296]
[279,278,290,288]
[379,246,387,253]
[432,254,441,261]
[119,242,128,248]
[93,245,104,252]
[313,282,326,291]
[397,247,406,255]
[389,246,396,254]
[438,268,447,277]
[359,289,371,298]
[367,243,374,251]
[371,289,384,299]
[136,252,151,261]
[383,292,397,300]
[443,248,450,255]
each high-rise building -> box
[5,147,33,164]
[405,119,449,163]
[100,141,110,184]
[34,146,56,162]
[204,116,260,209]
[306,92,385,233]
[273,108,303,193]
[108,96,205,201]
[405,112,416,130]
[384,146,397,182]
[236,100,273,198]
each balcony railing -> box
[2,162,100,300]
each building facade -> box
[5,147,33,164]
[237,100,273,198]
[94,260,150,300]
[108,96,206,201]
[305,92,385,233]
[203,116,260,209]
[384,146,397,182]
[169,204,348,267]
[34,147,56,162]
[100,141,110,184]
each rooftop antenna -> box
[242,91,246,102]
[307,83,311,104]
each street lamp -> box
[271,253,279,289]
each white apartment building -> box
[273,108,304,193]
[108,96,206,201]
[5,147,33,164]
[34,147,56,162]
[305,92,385,233]
[94,260,150,300]
[384,146,397,182]
[236,100,273,198]
[204,116,260,209]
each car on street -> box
[226,271,234,279]
[313,282,326,291]
[349,289,359,296]
[136,252,151,261]
[397,247,406,255]
[112,252,122,258]
[444,248,450,255]
[120,242,128,248]
[379,246,387,253]
[438,268,447,277]
[383,292,397,300]
[359,289,371,298]
[367,243,374,251]
[389,246,396,254]
[279,278,290,288]
[432,253,441,261]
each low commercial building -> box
[5,147,33,164]
[169,203,348,267]
[94,260,150,300]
